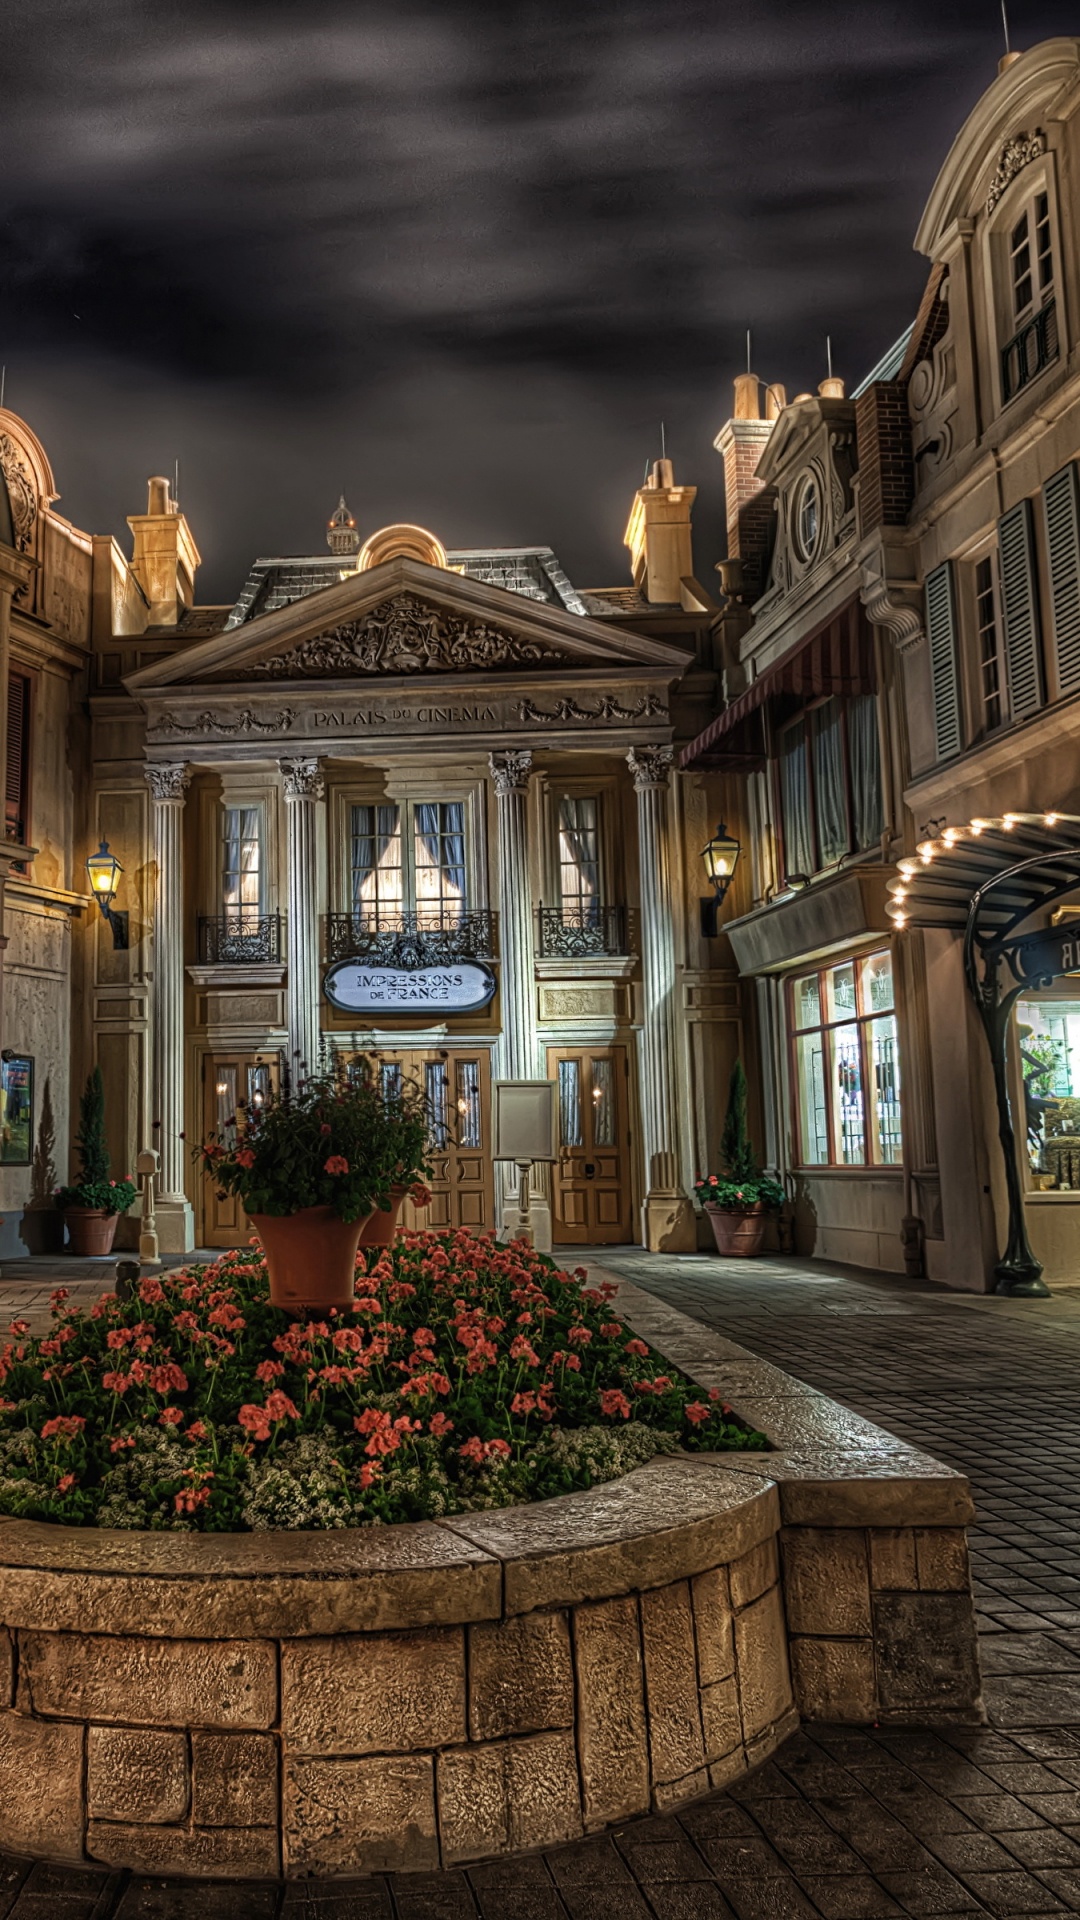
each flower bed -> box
[0,1231,765,1531]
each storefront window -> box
[791,949,902,1167]
[1017,997,1080,1188]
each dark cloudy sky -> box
[1,2,1076,604]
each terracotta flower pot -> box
[705,1201,767,1258]
[249,1206,372,1314]
[358,1186,407,1249]
[63,1208,119,1257]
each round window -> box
[795,475,820,562]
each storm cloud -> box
[1,1,1075,601]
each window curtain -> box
[558,797,599,920]
[779,722,814,879]
[848,694,884,850]
[415,803,467,920]
[351,804,400,917]
[811,699,848,865]
[223,807,260,920]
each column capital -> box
[626,745,673,791]
[280,756,325,801]
[145,761,191,802]
[489,749,533,796]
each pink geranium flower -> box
[324,1155,349,1175]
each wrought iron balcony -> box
[536,905,629,959]
[325,910,498,968]
[1002,297,1058,403]
[198,913,284,965]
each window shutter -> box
[998,498,1043,718]
[5,672,28,843]
[1044,462,1080,695]
[924,562,961,760]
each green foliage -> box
[56,1067,135,1213]
[696,1057,785,1212]
[693,1171,786,1212]
[0,1230,767,1531]
[720,1059,756,1181]
[56,1177,137,1215]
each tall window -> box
[5,672,29,848]
[221,807,261,924]
[557,796,600,922]
[1002,191,1058,402]
[791,950,902,1167]
[1017,996,1080,1189]
[974,554,1006,732]
[776,694,882,882]
[350,800,466,924]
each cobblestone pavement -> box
[6,1251,1080,1917]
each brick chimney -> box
[714,374,777,557]
[127,476,201,625]
[623,458,697,605]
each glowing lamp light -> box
[700,823,742,938]
[85,839,128,949]
[1045,812,1060,827]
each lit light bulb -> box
[1045,812,1060,827]
[1003,814,1016,830]
[215,1081,228,1096]
[943,828,959,845]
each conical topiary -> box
[720,1059,757,1182]
[75,1064,111,1185]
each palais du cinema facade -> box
[4,35,1080,1289]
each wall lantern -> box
[700,823,741,938]
[85,839,128,949]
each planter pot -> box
[359,1187,407,1250]
[63,1208,120,1257]
[249,1206,372,1314]
[705,1201,767,1258]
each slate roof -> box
[223,544,591,629]
[851,325,916,398]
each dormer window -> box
[1001,188,1059,403]
[794,475,820,564]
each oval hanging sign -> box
[323,959,497,1015]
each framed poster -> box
[0,1052,33,1165]
[492,1079,558,1163]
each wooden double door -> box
[362,1049,494,1235]
[547,1045,634,1245]
[201,1053,279,1247]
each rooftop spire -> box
[327,494,361,555]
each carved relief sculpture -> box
[144,762,192,802]
[986,130,1046,215]
[0,435,37,552]
[150,707,296,738]
[626,745,673,790]
[516,693,666,725]
[489,750,533,796]
[280,757,325,802]
[238,594,564,680]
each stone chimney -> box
[623,458,697,605]
[714,374,775,557]
[127,477,201,626]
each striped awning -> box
[887,813,1080,949]
[679,598,874,771]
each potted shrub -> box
[202,1059,430,1312]
[695,1060,784,1258]
[57,1066,136,1256]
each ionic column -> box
[627,745,695,1252]
[145,761,194,1252]
[489,749,550,1246]
[281,756,325,1081]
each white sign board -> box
[492,1079,558,1163]
[324,960,496,1015]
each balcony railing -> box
[536,905,629,959]
[1002,297,1058,403]
[325,911,498,968]
[198,913,285,965]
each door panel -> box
[548,1045,634,1245]
[350,1049,494,1237]
[201,1054,279,1247]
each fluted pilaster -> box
[627,745,695,1252]
[281,757,324,1080]
[490,750,537,1080]
[146,761,194,1250]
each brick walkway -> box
[6,1251,1080,1916]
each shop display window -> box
[790,949,902,1167]
[1017,997,1080,1188]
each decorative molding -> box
[144,762,191,802]
[279,756,325,801]
[859,562,925,655]
[0,435,37,552]
[489,749,533,796]
[626,745,673,790]
[986,129,1046,215]
[236,594,564,680]
[516,692,665,726]
[150,707,296,739]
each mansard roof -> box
[224,543,590,630]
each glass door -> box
[547,1045,633,1245]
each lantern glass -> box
[86,839,122,907]
[701,824,741,893]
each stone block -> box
[283,1753,437,1876]
[729,1536,779,1609]
[640,1581,705,1785]
[87,1819,280,1878]
[790,1637,877,1721]
[0,1628,12,1709]
[869,1528,918,1591]
[691,1566,734,1685]
[20,1631,276,1730]
[700,1675,741,1763]
[572,1594,650,1829]
[87,1725,189,1825]
[192,1731,278,1828]
[744,1704,799,1768]
[781,1528,871,1636]
[437,1731,582,1863]
[873,1593,982,1716]
[914,1528,970,1592]
[709,1747,748,1792]
[653,1764,710,1811]
[468,1609,573,1740]
[733,1584,793,1741]
[0,1709,84,1865]
[280,1628,464,1755]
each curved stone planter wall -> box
[0,1267,982,1880]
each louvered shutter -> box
[999,498,1044,719]
[924,562,962,760]
[1044,462,1080,695]
[5,673,28,844]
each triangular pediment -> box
[125,555,692,694]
